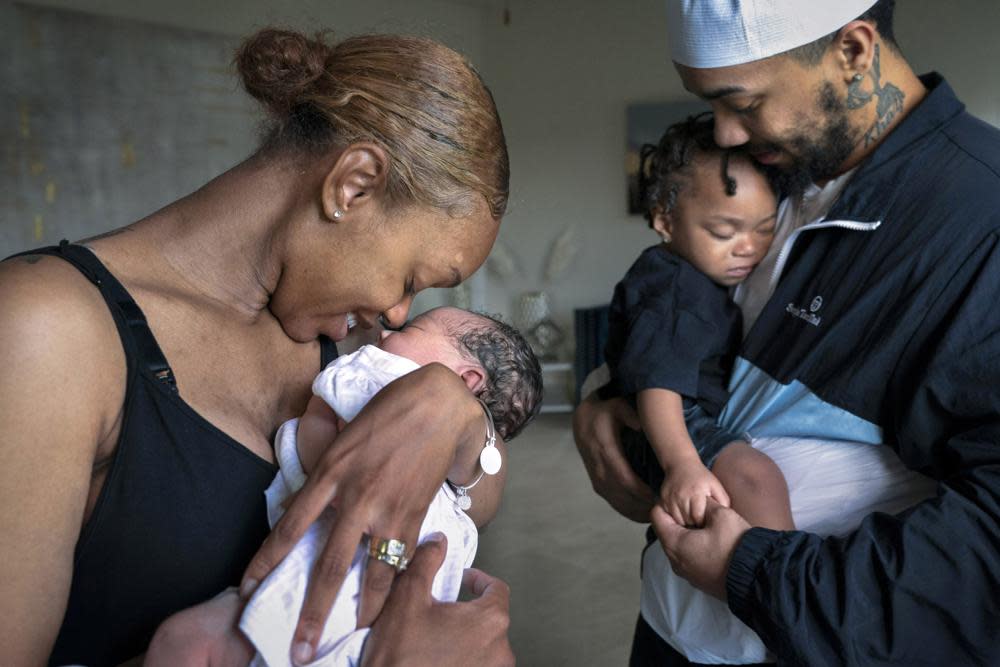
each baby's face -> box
[376,306,473,374]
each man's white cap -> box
[667,0,879,68]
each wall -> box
[479,0,682,349]
[6,0,1000,343]
[2,0,491,311]
[20,0,487,61]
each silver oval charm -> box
[456,494,472,510]
[480,446,502,475]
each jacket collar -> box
[827,73,965,223]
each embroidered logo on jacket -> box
[786,295,824,326]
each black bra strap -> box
[8,241,178,393]
[319,335,339,368]
[8,241,339,384]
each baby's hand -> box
[659,459,731,527]
[145,588,253,667]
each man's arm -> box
[572,392,656,523]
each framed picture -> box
[625,100,708,215]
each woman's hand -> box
[572,396,656,522]
[240,364,497,665]
[361,534,514,667]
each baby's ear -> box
[460,366,486,394]
[651,209,673,243]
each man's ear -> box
[833,19,878,82]
[459,366,487,394]
[651,209,673,243]
[320,143,390,222]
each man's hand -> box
[361,534,515,667]
[572,396,656,522]
[651,499,751,600]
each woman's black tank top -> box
[12,242,337,666]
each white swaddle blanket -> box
[240,346,478,667]
[640,437,938,664]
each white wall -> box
[479,0,682,346]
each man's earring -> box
[333,209,344,220]
[847,71,871,110]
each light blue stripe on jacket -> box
[718,357,883,444]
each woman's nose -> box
[381,295,414,330]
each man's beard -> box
[760,82,859,198]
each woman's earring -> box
[852,73,864,83]
[333,209,344,220]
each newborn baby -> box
[151,306,542,667]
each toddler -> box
[605,114,793,530]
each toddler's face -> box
[655,155,777,286]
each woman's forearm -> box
[443,379,507,527]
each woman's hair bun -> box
[235,29,331,116]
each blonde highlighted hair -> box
[235,29,509,219]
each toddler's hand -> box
[659,459,731,527]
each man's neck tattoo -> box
[846,44,905,148]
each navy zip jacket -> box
[718,74,1000,664]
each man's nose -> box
[712,107,751,148]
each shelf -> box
[539,361,575,414]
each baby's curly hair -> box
[450,313,543,441]
[639,112,773,228]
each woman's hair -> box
[235,29,509,219]
[451,313,543,442]
[639,112,772,228]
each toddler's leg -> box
[711,442,794,530]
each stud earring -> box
[333,209,344,220]
[852,72,864,83]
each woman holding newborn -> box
[0,28,513,666]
